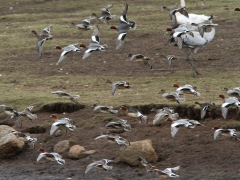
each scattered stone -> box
[68,145,96,159]
[68,145,85,159]
[115,139,158,166]
[54,140,70,153]
[0,125,25,159]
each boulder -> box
[68,145,96,159]
[54,140,70,153]
[0,125,25,159]
[115,139,158,166]
[68,145,85,159]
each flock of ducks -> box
[1,82,240,178]
[2,0,240,179]
[29,0,220,75]
[31,3,137,66]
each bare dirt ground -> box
[1,109,240,180]
[1,0,240,180]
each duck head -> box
[110,26,117,31]
[79,43,87,48]
[166,117,174,122]
[50,114,58,121]
[55,45,62,50]
[38,147,46,153]
[219,94,225,99]
[234,8,240,11]
[172,83,180,88]
[31,30,37,36]
[212,126,220,130]
[120,105,128,111]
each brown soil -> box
[1,105,240,180]
[1,1,240,180]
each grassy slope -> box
[0,0,239,109]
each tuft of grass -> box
[222,122,240,130]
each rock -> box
[0,125,25,159]
[115,139,158,166]
[54,130,62,137]
[78,150,96,159]
[54,140,70,153]
[68,145,96,159]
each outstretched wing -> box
[85,162,101,174]
[50,122,60,136]
[37,153,46,162]
[213,129,222,140]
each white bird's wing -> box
[85,161,102,174]
[50,122,60,136]
[56,50,69,65]
[153,112,168,125]
[213,129,222,140]
[37,153,46,162]
[221,105,228,119]
[42,25,53,35]
[111,83,118,95]
[171,123,180,137]
[170,166,180,172]
[82,49,95,60]
[116,33,126,50]
[200,105,208,119]
[95,134,113,140]
[65,124,76,131]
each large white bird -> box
[171,24,217,76]
[169,0,212,25]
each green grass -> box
[0,0,239,110]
